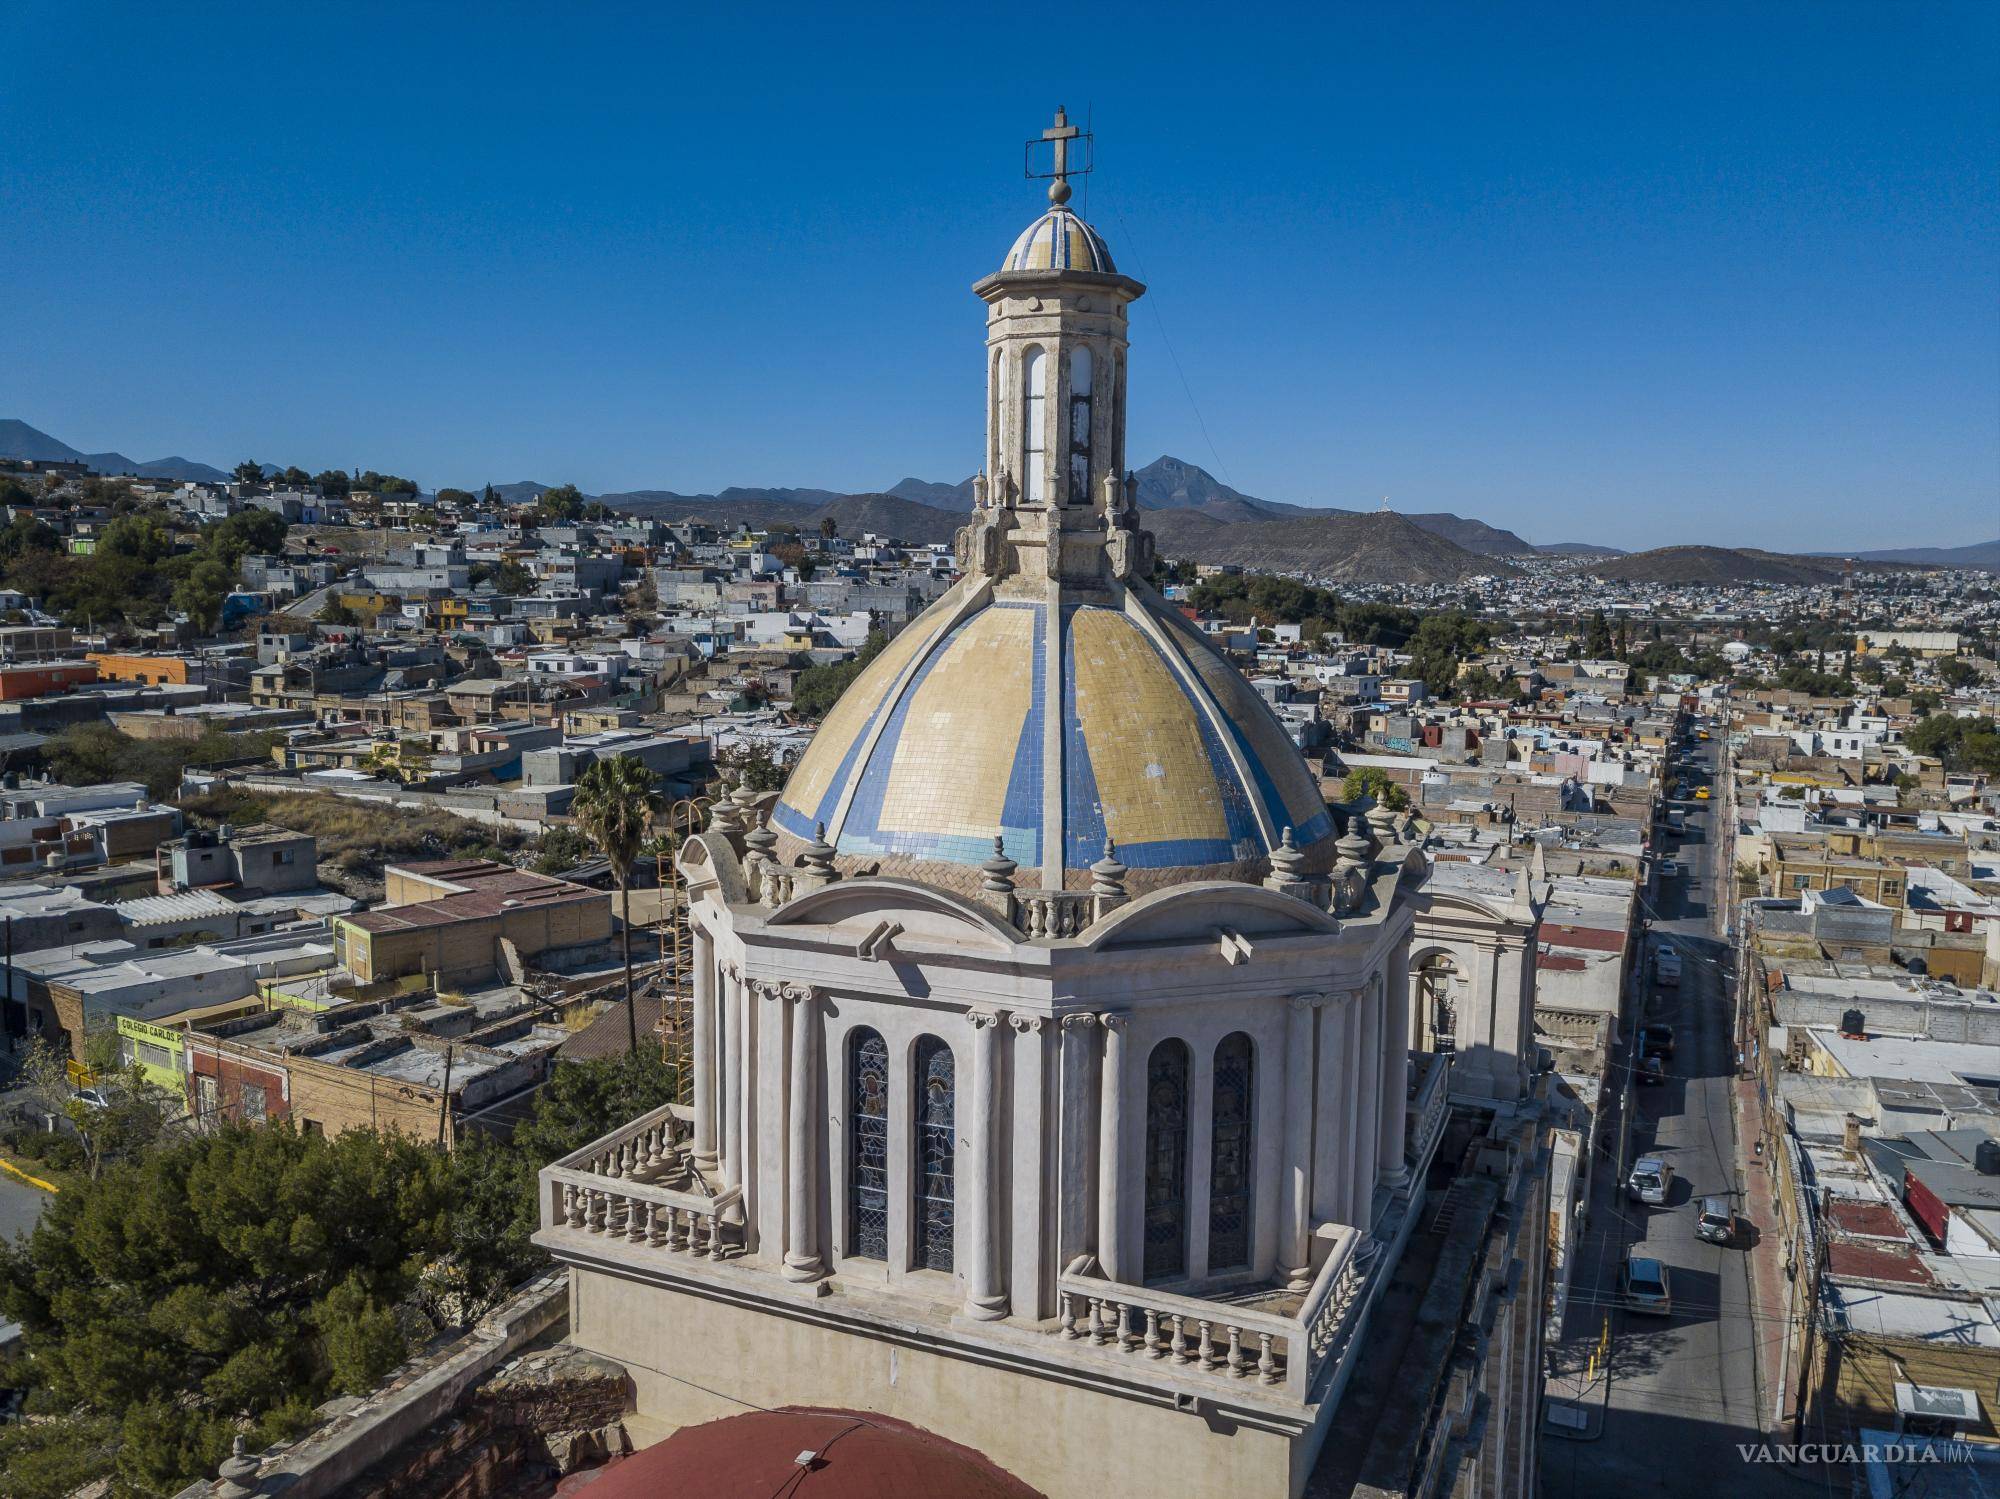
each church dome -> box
[769,581,1337,895]
[1001,206,1116,274]
[557,1407,1045,1499]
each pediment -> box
[1082,881,1342,949]
[766,878,1020,953]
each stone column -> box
[782,986,824,1282]
[1353,976,1382,1232]
[1096,1012,1128,1282]
[1281,993,1321,1291]
[691,926,717,1174]
[1056,1013,1098,1273]
[1008,1015,1049,1319]
[722,967,745,1196]
[963,1009,1008,1319]
[1311,994,1352,1229]
[1379,939,1412,1192]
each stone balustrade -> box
[1054,1273,1300,1393]
[540,1103,742,1258]
[1014,890,1094,939]
[1408,1053,1450,1173]
[554,1103,693,1185]
[1295,1225,1368,1389]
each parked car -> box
[1641,1023,1676,1058]
[73,1088,110,1110]
[1638,1054,1667,1086]
[1627,1156,1674,1205]
[1622,1252,1674,1315]
[1657,947,1682,987]
[1696,1196,1736,1245]
[1695,786,1711,800]
[1660,858,1681,880]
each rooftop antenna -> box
[1025,105,1093,206]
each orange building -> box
[0,662,98,700]
[86,653,199,687]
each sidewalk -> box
[1735,1074,1787,1442]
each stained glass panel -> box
[1144,1039,1190,1283]
[849,1028,889,1261]
[914,1036,955,1272]
[1208,1032,1254,1270]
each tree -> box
[724,744,785,794]
[320,597,357,626]
[172,556,236,635]
[790,629,888,718]
[279,466,312,486]
[1584,611,1613,659]
[1404,611,1491,697]
[571,758,666,1053]
[493,558,536,596]
[231,460,264,485]
[529,825,595,874]
[1341,765,1409,811]
[818,514,838,540]
[435,487,475,507]
[313,469,351,496]
[537,483,586,523]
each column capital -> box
[967,1007,1008,1031]
[1058,1011,1099,1034]
[1007,1013,1046,1035]
[1097,1010,1129,1034]
[1289,990,1328,1012]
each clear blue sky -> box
[3,3,1995,550]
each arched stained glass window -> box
[1208,1033,1255,1270]
[1021,347,1047,505]
[849,1028,889,1261]
[1144,1039,1191,1283]
[1067,346,1092,504]
[913,1036,955,1272]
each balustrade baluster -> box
[1169,1314,1189,1364]
[1198,1319,1218,1371]
[1059,1293,1078,1339]
[1117,1302,1138,1352]
[1257,1332,1279,1385]
[1089,1296,1109,1345]
[1143,1307,1164,1358]
[1226,1324,1247,1377]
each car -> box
[1660,858,1681,880]
[1673,782,1691,800]
[1696,1196,1736,1245]
[73,1088,110,1110]
[1622,1252,1674,1315]
[1657,947,1682,987]
[1638,1054,1667,1086]
[1641,1023,1676,1059]
[1695,786,1711,800]
[1627,1156,1674,1205]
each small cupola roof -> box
[1001,207,1116,274]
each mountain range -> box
[5,418,1991,574]
[0,419,232,484]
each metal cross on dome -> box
[1025,106,1093,205]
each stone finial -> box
[706,780,742,838]
[1265,825,1312,899]
[214,1437,260,1499]
[743,804,777,862]
[981,835,1018,896]
[1365,795,1401,850]
[1090,838,1128,906]
[1335,814,1372,872]
[800,821,838,884]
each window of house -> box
[240,1082,267,1123]
[1208,1033,1255,1271]
[849,1028,889,1261]
[1144,1039,1192,1283]
[913,1036,955,1273]
[1021,348,1047,505]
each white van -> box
[1657,946,1682,988]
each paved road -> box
[1544,728,1787,1498]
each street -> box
[1544,728,1787,1498]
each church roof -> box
[770,579,1337,893]
[556,1408,1046,1499]
[1001,206,1116,274]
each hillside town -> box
[1,418,1996,1499]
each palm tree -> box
[572,757,666,1053]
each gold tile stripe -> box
[877,606,1035,838]
[783,610,949,817]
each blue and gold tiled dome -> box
[769,586,1336,895]
[1001,207,1117,275]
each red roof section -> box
[1540,923,1626,953]
[1827,1197,1906,1240]
[557,1408,1046,1499]
[1827,1238,1934,1287]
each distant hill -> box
[1539,541,1628,558]
[1148,507,1514,585]
[0,419,233,483]
[1833,539,2000,571]
[1402,512,1533,557]
[887,476,976,507]
[1130,456,1311,518]
[1591,546,1854,585]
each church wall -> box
[570,1267,1303,1499]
